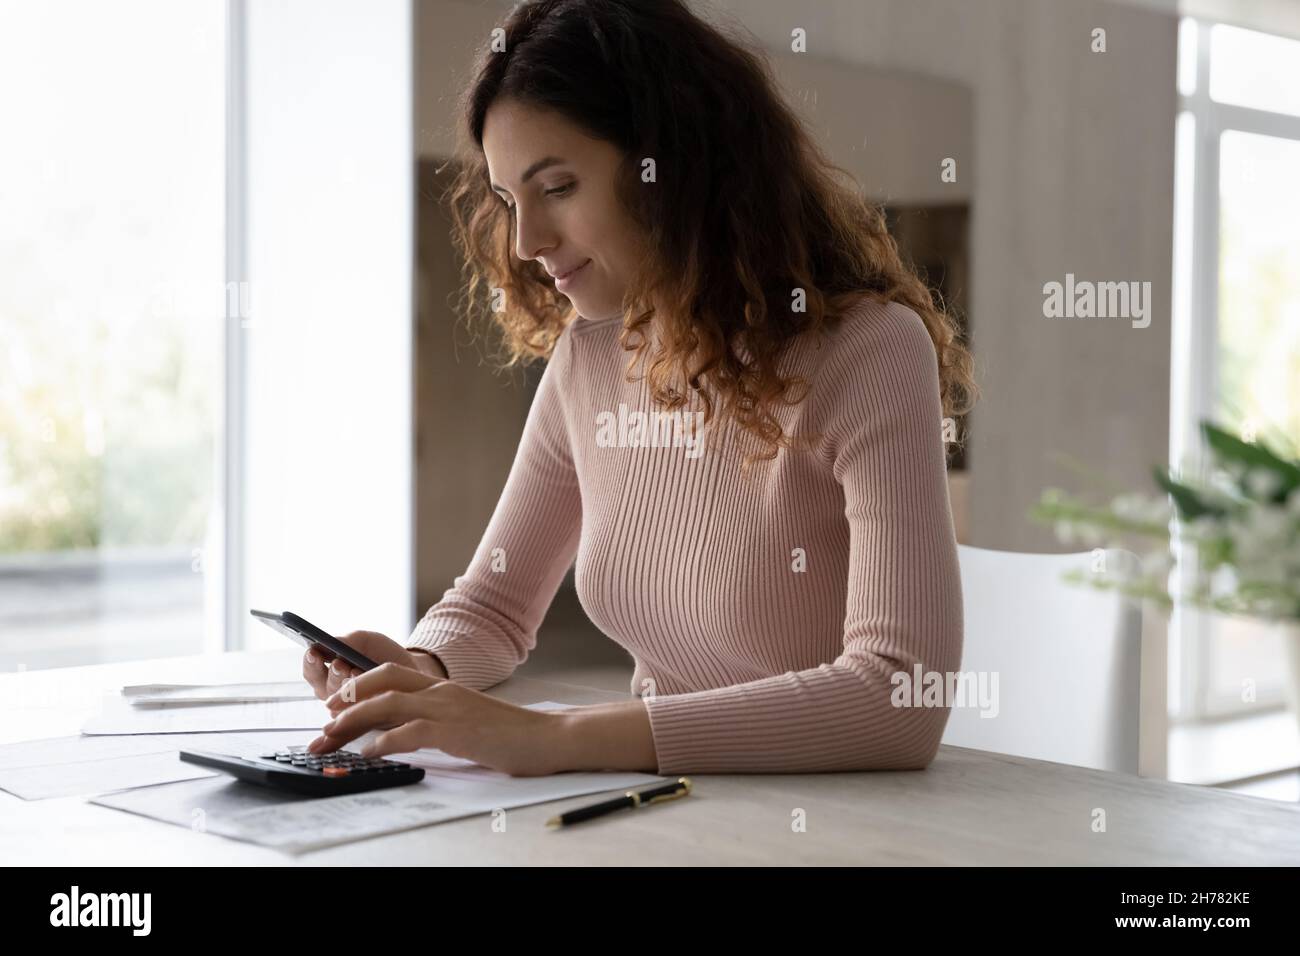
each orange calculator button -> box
[322,767,350,777]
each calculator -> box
[179,746,425,797]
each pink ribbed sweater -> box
[406,295,963,774]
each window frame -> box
[1171,16,1300,722]
[221,0,248,653]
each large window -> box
[1,0,416,671]
[1171,18,1300,723]
[0,0,228,669]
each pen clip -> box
[629,776,692,808]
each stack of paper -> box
[0,730,319,800]
[0,680,326,799]
[81,693,332,735]
[122,682,317,707]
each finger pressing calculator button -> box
[322,766,350,777]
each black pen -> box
[546,777,693,827]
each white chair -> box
[941,544,1143,773]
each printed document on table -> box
[90,701,666,853]
[81,696,331,735]
[0,730,320,800]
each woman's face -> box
[482,97,643,321]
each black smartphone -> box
[249,609,380,672]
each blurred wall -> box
[413,157,538,614]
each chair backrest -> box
[941,544,1143,773]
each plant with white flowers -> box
[1031,421,1300,621]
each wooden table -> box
[2,649,1298,865]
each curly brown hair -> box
[443,0,978,468]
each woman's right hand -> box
[302,630,447,705]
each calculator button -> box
[322,767,350,777]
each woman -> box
[303,0,977,776]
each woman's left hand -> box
[308,663,568,777]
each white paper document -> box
[88,701,666,853]
[2,752,217,800]
[91,765,665,854]
[0,730,320,800]
[122,682,316,707]
[81,696,331,735]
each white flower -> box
[1111,493,1168,525]
[1111,494,1144,520]
[1181,514,1223,542]
[1244,468,1283,501]
[1287,485,1300,517]
[1243,504,1291,547]
[1140,549,1173,577]
[1055,520,1076,546]
[1209,565,1238,599]
[1218,461,1247,482]
[1145,496,1173,524]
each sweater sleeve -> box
[641,303,964,773]
[404,323,581,690]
